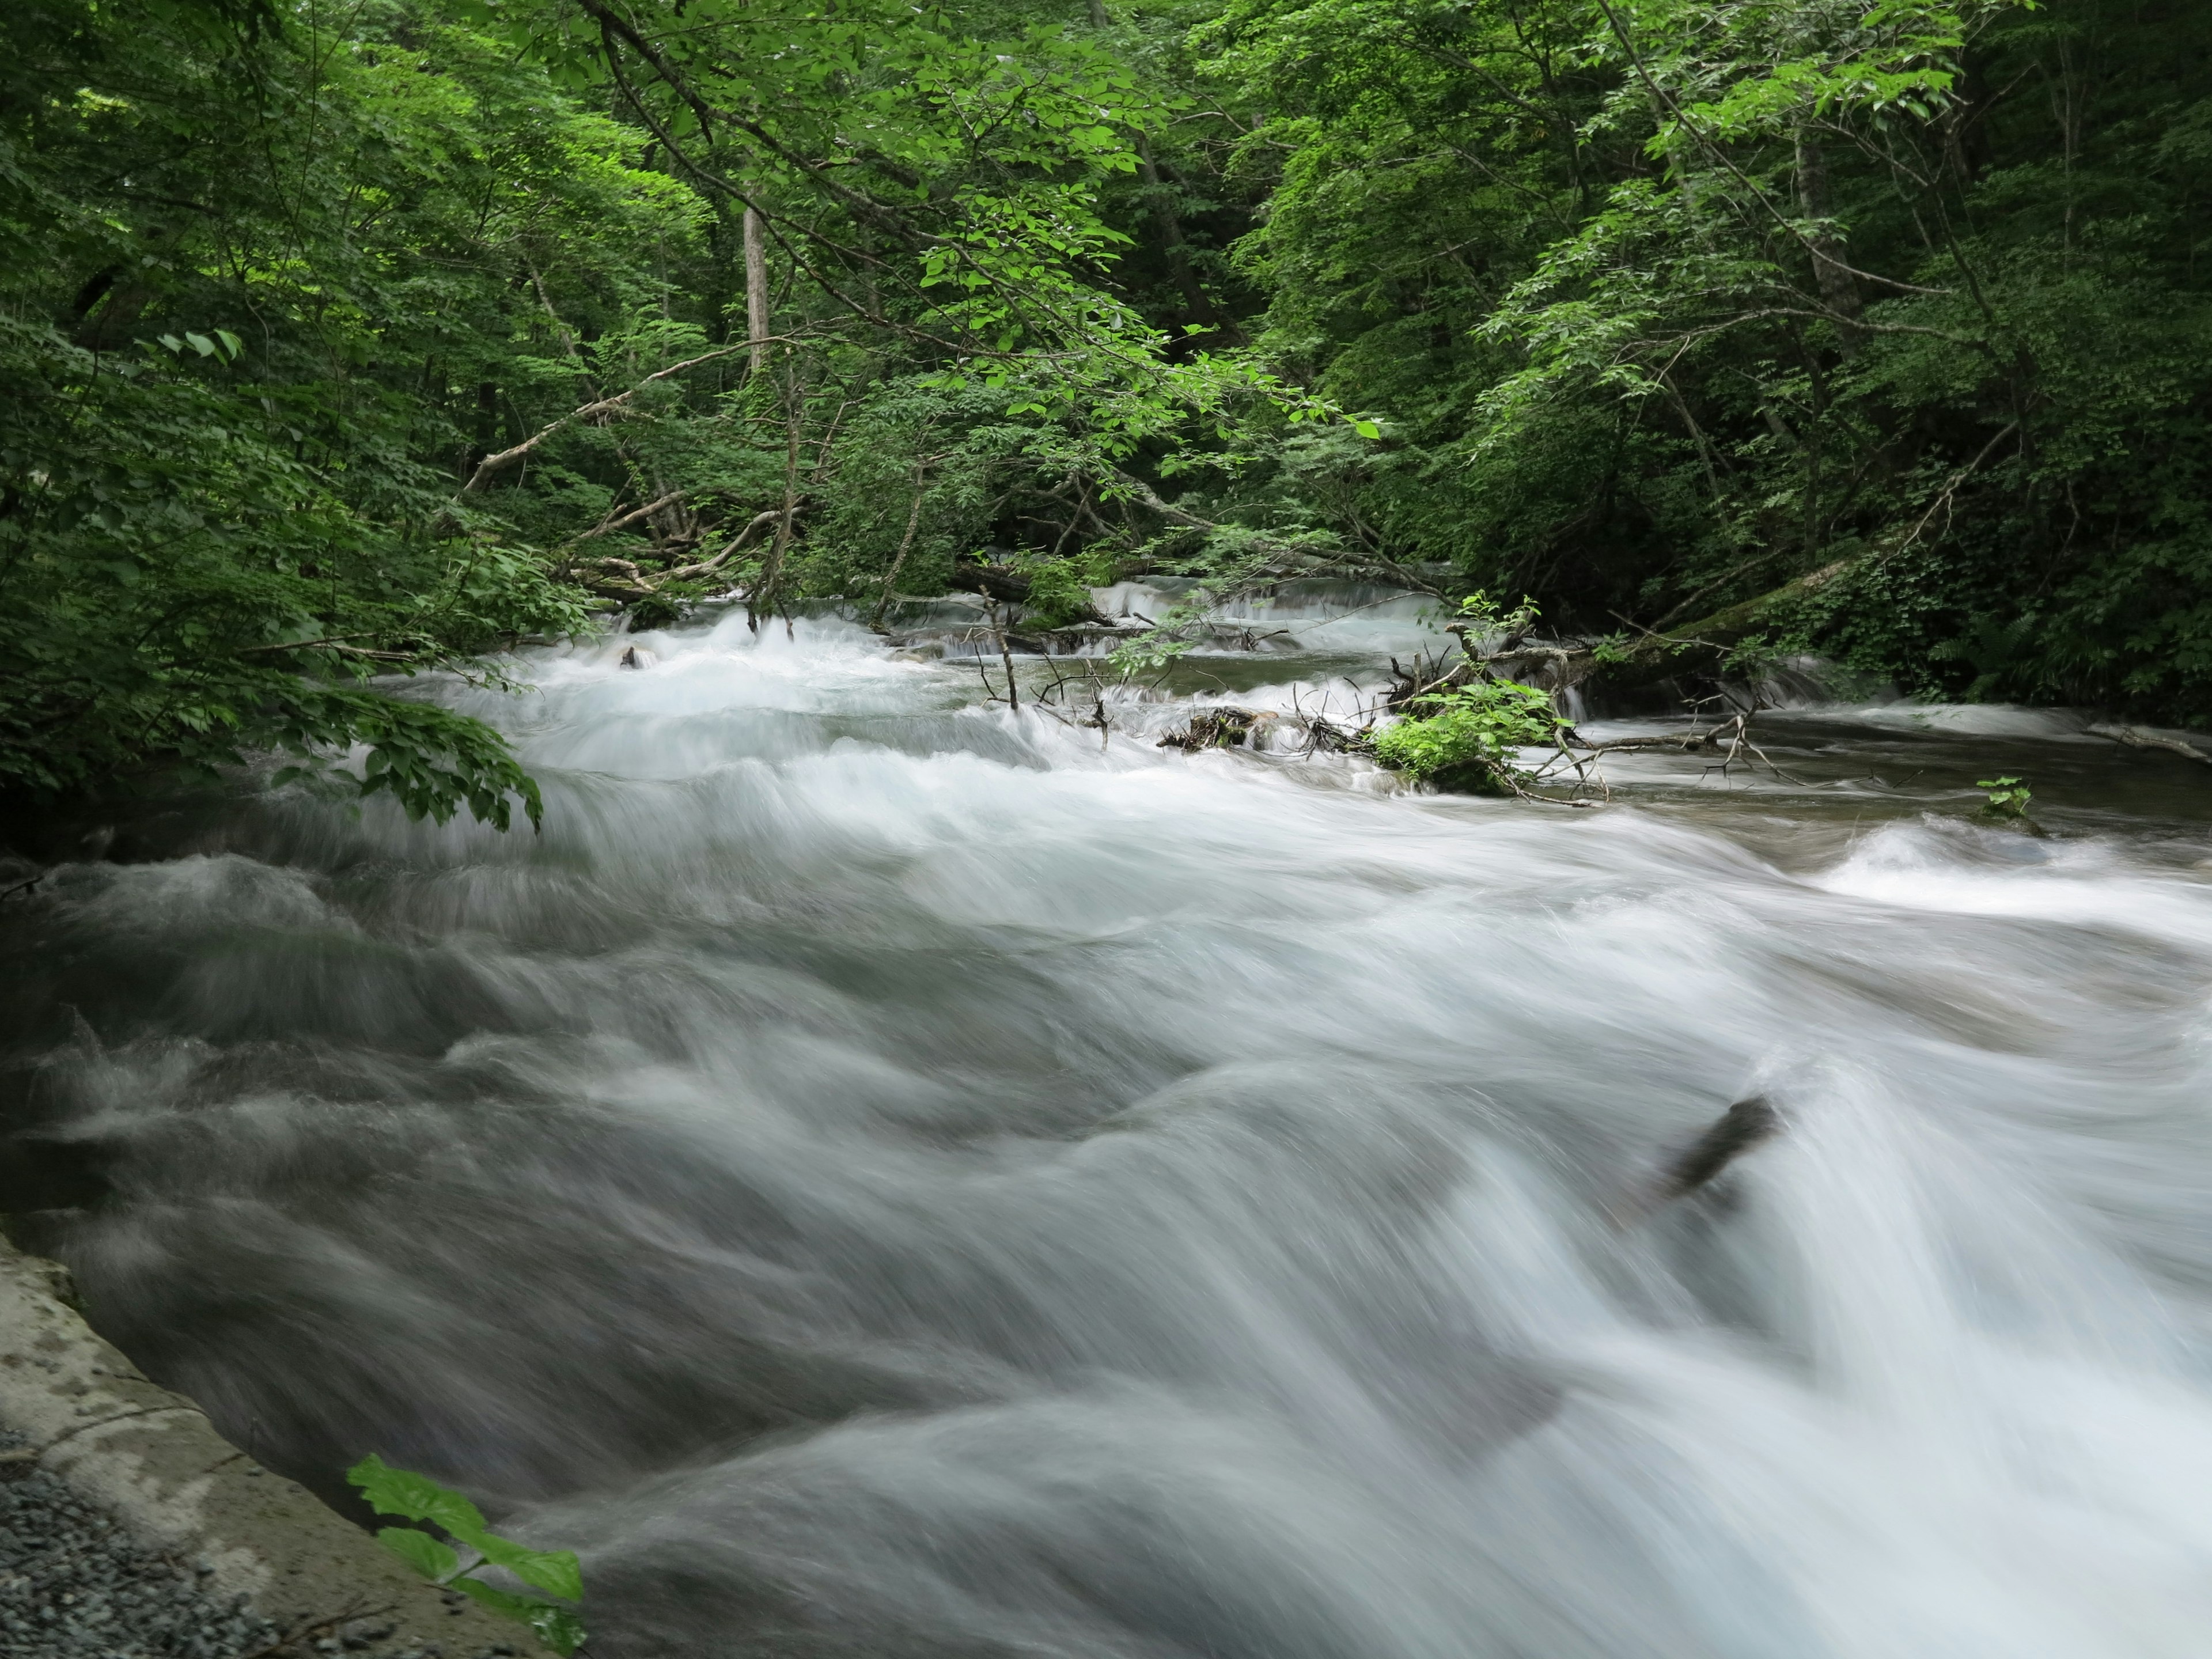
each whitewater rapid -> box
[7,608,2212,1657]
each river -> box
[6,596,2212,1657]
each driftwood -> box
[1386,623,1594,712]
[1381,623,1797,802]
[1157,708,1264,751]
[2088,723,2212,766]
[1149,704,1379,760]
[559,507,786,607]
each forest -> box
[3,0,2207,828]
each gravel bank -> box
[0,1426,476,1659]
[1,1427,281,1659]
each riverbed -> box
[6,604,2212,1657]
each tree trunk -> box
[743,202,771,376]
[873,463,930,628]
[749,374,802,630]
[1794,132,1863,357]
[1136,141,1240,343]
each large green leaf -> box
[346,1455,488,1541]
[375,1527,460,1583]
[468,1535,585,1603]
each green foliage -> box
[1108,630,1199,676]
[1373,679,1567,789]
[1182,0,2212,722]
[1456,590,1542,639]
[0,0,1366,824]
[348,1455,586,1656]
[6,0,2209,822]
[0,0,636,823]
[1977,775,2032,818]
[1010,554,1099,630]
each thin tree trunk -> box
[1794,131,1863,356]
[872,461,931,628]
[984,597,1019,710]
[743,203,771,376]
[749,369,802,632]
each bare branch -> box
[461,338,797,493]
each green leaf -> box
[1352,419,1381,439]
[346,1456,488,1541]
[183,332,217,357]
[376,1527,460,1582]
[469,1536,584,1603]
[451,1575,540,1622]
[452,1577,589,1654]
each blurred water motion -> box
[7,607,2212,1657]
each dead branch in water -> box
[1157,708,1262,751]
[1565,701,1805,788]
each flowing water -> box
[8,599,2212,1657]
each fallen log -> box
[946,558,1034,605]
[1581,558,1858,703]
[2087,723,2212,765]
[945,559,1113,625]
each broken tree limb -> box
[569,554,656,600]
[1157,708,1265,751]
[1656,1096,1780,1202]
[568,489,696,545]
[1579,558,1858,702]
[1607,1094,1782,1227]
[947,559,1036,605]
[661,509,782,582]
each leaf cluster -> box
[349,1455,586,1656]
[1372,677,1569,786]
